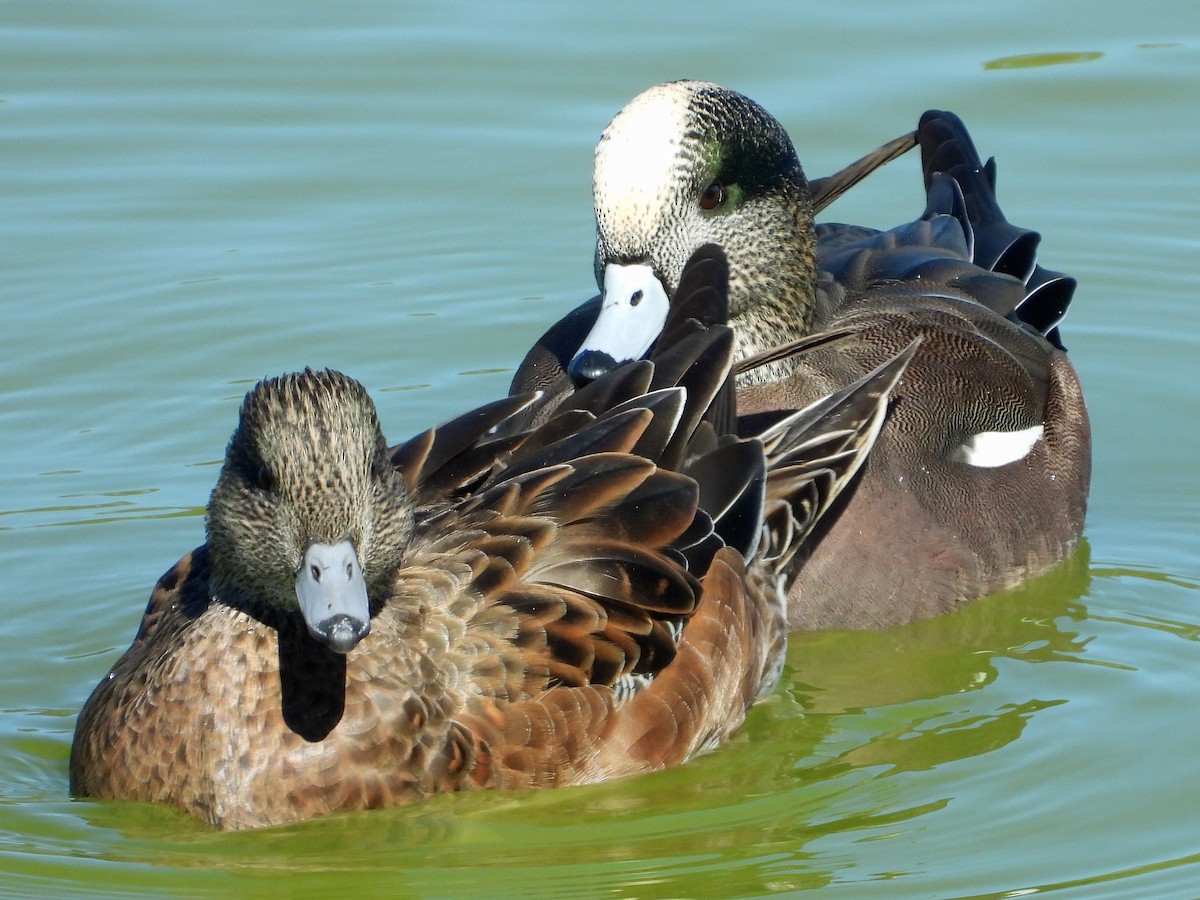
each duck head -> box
[571,80,819,382]
[206,369,412,654]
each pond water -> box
[3,1,1199,896]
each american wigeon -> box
[511,81,1091,628]
[70,248,915,829]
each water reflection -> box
[0,500,203,530]
[784,539,1094,716]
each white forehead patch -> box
[594,83,711,236]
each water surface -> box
[3,1,1199,896]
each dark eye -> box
[699,180,725,211]
[370,453,390,481]
[249,463,276,495]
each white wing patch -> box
[952,425,1044,468]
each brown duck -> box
[70,248,915,829]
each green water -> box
[3,1,1198,896]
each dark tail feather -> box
[919,109,1076,347]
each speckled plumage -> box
[593,81,819,360]
[70,249,910,829]
[513,82,1091,628]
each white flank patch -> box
[952,424,1045,468]
[594,83,698,231]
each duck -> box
[70,246,916,830]
[510,81,1091,629]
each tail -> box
[919,110,1076,349]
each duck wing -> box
[390,393,538,502]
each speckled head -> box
[588,81,818,368]
[206,369,412,652]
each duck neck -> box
[207,550,295,629]
[727,204,819,381]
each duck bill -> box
[295,538,371,654]
[568,262,669,383]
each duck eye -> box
[370,454,390,481]
[699,180,726,211]
[249,464,276,495]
